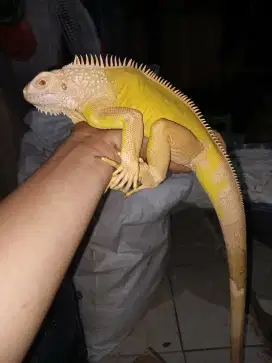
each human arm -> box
[0,117,189,363]
[0,123,121,363]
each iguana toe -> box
[101,156,120,169]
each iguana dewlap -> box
[23,54,247,363]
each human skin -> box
[0,122,119,363]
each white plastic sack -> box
[75,174,195,361]
[174,145,272,209]
[17,110,195,361]
[231,147,272,204]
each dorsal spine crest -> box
[65,53,242,199]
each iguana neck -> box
[65,109,86,124]
[78,97,115,122]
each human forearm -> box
[0,126,117,363]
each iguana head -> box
[23,69,84,117]
[23,56,113,122]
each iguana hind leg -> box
[125,118,203,196]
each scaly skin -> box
[23,54,246,363]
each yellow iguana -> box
[23,54,247,363]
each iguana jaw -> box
[35,105,62,116]
[34,105,86,124]
[23,87,87,123]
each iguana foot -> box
[101,156,120,194]
[102,155,162,196]
[102,156,141,193]
[111,160,139,191]
[125,160,163,196]
[102,156,157,195]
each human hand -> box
[70,122,122,169]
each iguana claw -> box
[102,157,145,194]
[101,157,119,169]
[110,160,139,191]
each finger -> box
[108,175,117,187]
[113,166,124,176]
[104,182,111,194]
[133,174,139,190]
[110,172,125,189]
[123,178,133,194]
[114,175,129,190]
[127,175,134,193]
[101,157,119,169]
[125,185,145,197]
[115,176,129,191]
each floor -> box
[99,206,272,363]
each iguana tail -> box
[192,145,247,363]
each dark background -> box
[83,0,272,138]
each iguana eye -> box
[38,79,46,86]
[61,82,67,90]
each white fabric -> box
[232,147,272,204]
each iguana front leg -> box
[97,107,144,191]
